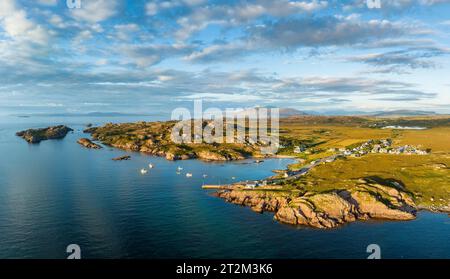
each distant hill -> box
[278,108,309,117]
[371,110,437,117]
[229,107,309,118]
[14,112,156,117]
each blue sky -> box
[0,0,449,115]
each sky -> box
[0,0,449,116]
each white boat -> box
[140,169,148,174]
[203,174,208,178]
[231,177,236,180]
[177,166,183,171]
[186,173,193,177]
[148,164,154,169]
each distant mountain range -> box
[278,108,310,117]
[278,109,438,117]
[14,112,157,117]
[370,110,437,117]
[12,109,440,119]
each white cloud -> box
[146,0,207,16]
[0,0,50,45]
[114,23,139,40]
[49,14,67,28]
[70,0,118,23]
[173,0,329,40]
[121,44,195,67]
[183,93,263,102]
[146,2,159,16]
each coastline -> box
[16,119,450,229]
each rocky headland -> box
[16,125,73,143]
[214,179,417,229]
[77,138,102,149]
[83,121,267,161]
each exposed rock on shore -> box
[77,138,102,149]
[112,155,131,161]
[16,125,73,143]
[215,180,417,229]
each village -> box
[206,138,431,190]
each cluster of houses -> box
[244,179,268,189]
[243,138,429,189]
[325,138,429,158]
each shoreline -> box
[17,121,449,226]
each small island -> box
[16,125,73,143]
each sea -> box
[0,115,448,259]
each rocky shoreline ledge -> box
[77,138,102,149]
[16,125,73,143]
[214,179,418,229]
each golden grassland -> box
[395,127,450,153]
[276,117,450,210]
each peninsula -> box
[83,121,272,161]
[203,115,450,228]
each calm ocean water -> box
[0,116,448,259]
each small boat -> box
[203,174,208,178]
[186,173,193,178]
[231,177,236,180]
[176,171,181,175]
[148,164,154,169]
[140,169,148,174]
[177,166,183,171]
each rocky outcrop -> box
[215,180,417,229]
[112,155,131,161]
[196,150,245,161]
[215,190,289,213]
[77,138,102,149]
[16,125,73,143]
[81,122,260,161]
